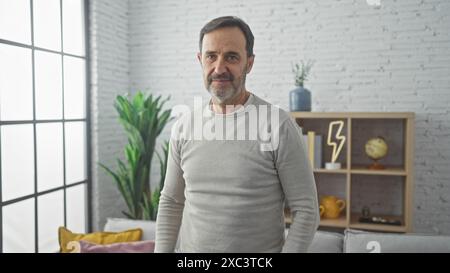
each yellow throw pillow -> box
[58,226,143,253]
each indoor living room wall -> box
[90,0,450,234]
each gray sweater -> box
[155,93,319,253]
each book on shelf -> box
[304,131,322,169]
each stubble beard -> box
[206,71,247,104]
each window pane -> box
[64,56,86,119]
[35,50,63,120]
[0,0,31,44]
[66,184,86,233]
[2,199,35,253]
[37,123,64,192]
[0,44,33,121]
[62,0,85,56]
[38,190,64,253]
[33,0,61,51]
[65,121,86,184]
[1,124,35,201]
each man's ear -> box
[197,52,202,65]
[246,54,255,73]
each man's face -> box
[198,27,254,103]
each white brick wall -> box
[89,0,130,231]
[91,0,450,234]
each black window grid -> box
[0,0,92,253]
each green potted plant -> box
[99,91,172,221]
[289,60,314,112]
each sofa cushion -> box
[79,240,155,253]
[104,218,156,241]
[308,230,344,253]
[344,229,450,253]
[58,226,142,253]
[104,218,183,251]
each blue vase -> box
[289,87,311,112]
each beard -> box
[206,70,247,103]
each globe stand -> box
[368,159,385,170]
[365,137,388,170]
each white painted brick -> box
[90,0,130,231]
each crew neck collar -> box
[205,92,255,117]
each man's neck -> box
[210,90,250,114]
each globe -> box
[365,137,388,169]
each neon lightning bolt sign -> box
[327,121,346,163]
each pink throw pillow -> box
[79,240,155,253]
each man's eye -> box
[206,55,216,60]
[227,56,238,61]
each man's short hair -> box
[199,16,254,57]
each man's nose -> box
[213,57,227,75]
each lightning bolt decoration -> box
[327,121,346,163]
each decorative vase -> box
[320,195,346,219]
[289,86,311,112]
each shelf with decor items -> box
[285,112,414,233]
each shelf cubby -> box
[290,112,414,233]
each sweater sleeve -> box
[275,117,319,253]
[154,121,186,253]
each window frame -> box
[0,0,91,253]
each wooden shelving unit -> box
[350,165,407,176]
[350,213,407,233]
[288,112,415,233]
[313,168,348,174]
[320,215,347,228]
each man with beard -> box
[155,16,319,253]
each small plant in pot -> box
[289,60,314,112]
[99,91,172,221]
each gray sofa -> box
[310,229,450,253]
[104,218,450,253]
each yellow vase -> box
[319,205,325,217]
[320,196,346,219]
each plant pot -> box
[104,217,181,249]
[104,217,156,241]
[289,87,311,112]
